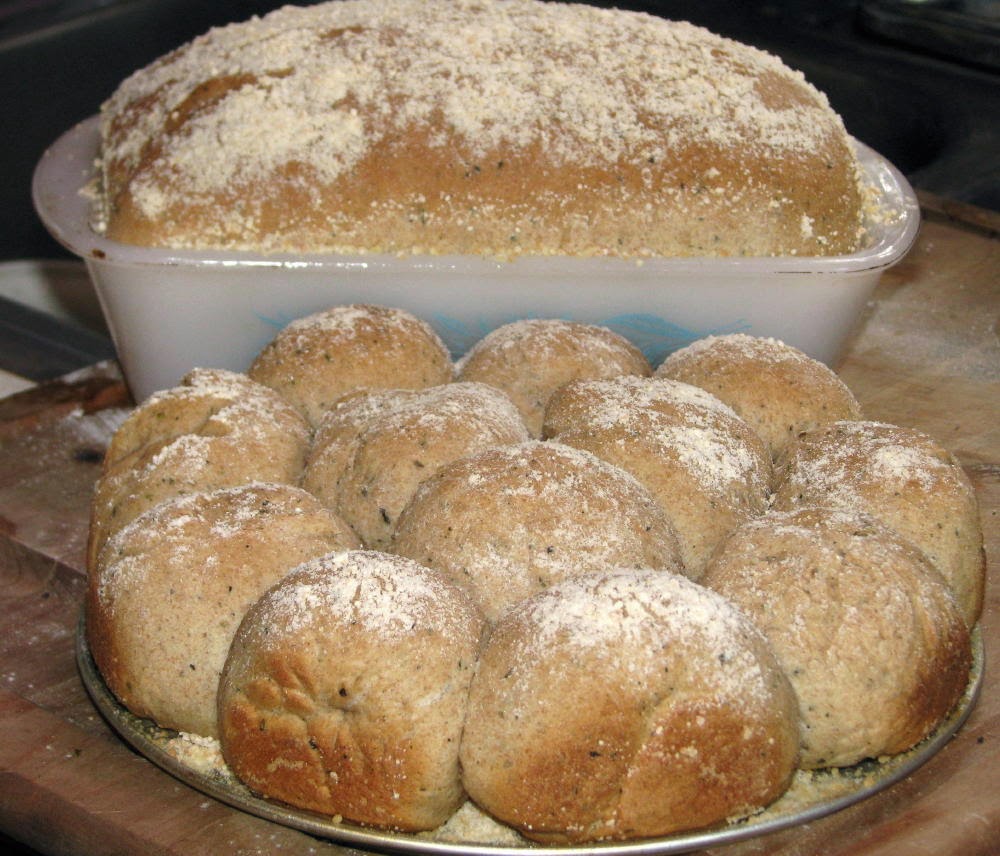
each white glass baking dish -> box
[34,115,919,402]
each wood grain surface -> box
[0,199,997,855]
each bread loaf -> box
[96,0,867,259]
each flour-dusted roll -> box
[543,376,771,577]
[460,569,800,843]
[456,320,651,436]
[701,507,971,768]
[87,368,311,573]
[315,382,530,549]
[248,304,453,426]
[87,482,361,738]
[95,0,868,259]
[773,420,986,626]
[301,388,419,510]
[392,440,683,622]
[656,334,862,463]
[218,550,487,831]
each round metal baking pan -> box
[77,615,983,855]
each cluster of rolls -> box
[86,304,984,843]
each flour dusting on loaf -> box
[97,0,867,258]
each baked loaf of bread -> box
[702,507,971,768]
[95,0,867,259]
[218,550,486,831]
[88,367,311,571]
[656,334,862,463]
[773,420,986,626]
[88,482,360,737]
[305,382,530,548]
[248,304,453,427]
[460,569,800,843]
[543,375,772,577]
[456,320,651,436]
[392,440,683,621]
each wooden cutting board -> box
[0,196,997,855]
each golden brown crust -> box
[701,506,972,768]
[656,333,862,463]
[772,420,986,626]
[457,319,651,436]
[459,570,800,842]
[87,482,361,737]
[391,440,683,621]
[97,0,866,259]
[218,551,487,830]
[247,304,453,427]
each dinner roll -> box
[773,420,985,626]
[248,305,453,426]
[88,368,311,573]
[301,388,418,510]
[218,551,487,831]
[543,376,771,577]
[391,440,683,621]
[656,334,862,462]
[456,319,651,436]
[460,569,799,843]
[87,483,361,738]
[95,0,867,259]
[309,383,530,548]
[702,507,971,768]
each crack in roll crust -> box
[459,569,800,842]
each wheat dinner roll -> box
[543,375,771,577]
[702,507,971,768]
[460,569,800,843]
[218,550,487,831]
[313,382,530,549]
[656,334,862,462]
[456,319,651,436]
[773,420,985,626]
[87,482,361,738]
[301,388,419,509]
[96,0,867,259]
[87,367,311,573]
[248,304,453,426]
[392,440,683,622]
